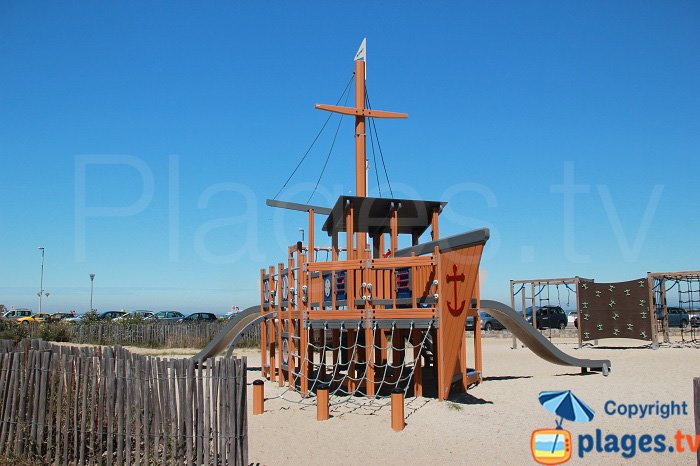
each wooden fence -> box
[0,340,247,465]
[27,320,261,349]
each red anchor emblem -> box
[446,264,466,316]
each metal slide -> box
[193,305,265,362]
[480,300,611,376]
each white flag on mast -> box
[354,38,366,61]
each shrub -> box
[0,320,29,341]
[39,321,72,342]
[80,309,100,325]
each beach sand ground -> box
[234,336,699,465]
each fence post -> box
[253,380,264,415]
[316,384,329,421]
[391,388,405,432]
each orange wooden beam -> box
[314,104,408,119]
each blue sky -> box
[1,2,698,313]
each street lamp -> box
[37,247,49,313]
[89,274,96,312]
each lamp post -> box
[89,274,96,312]
[37,247,45,313]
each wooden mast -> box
[314,39,407,257]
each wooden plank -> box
[72,354,82,464]
[227,359,235,465]
[153,357,162,466]
[212,360,219,465]
[29,350,42,456]
[0,353,12,451]
[148,356,157,466]
[169,359,177,465]
[13,350,29,457]
[46,353,57,464]
[79,356,89,466]
[125,357,132,466]
[315,103,408,119]
[306,259,364,272]
[54,354,65,466]
[63,355,74,466]
[178,359,187,464]
[37,352,50,459]
[106,357,114,466]
[204,361,211,466]
[220,360,229,465]
[196,360,204,465]
[238,357,248,465]
[130,357,139,466]
[186,359,194,466]
[89,356,98,466]
[3,353,20,455]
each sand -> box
[240,337,700,465]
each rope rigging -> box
[273,73,355,200]
[366,97,383,198]
[307,87,351,203]
[365,87,394,197]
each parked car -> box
[526,306,568,330]
[466,311,505,331]
[115,310,154,321]
[2,309,33,320]
[98,310,128,320]
[177,312,218,323]
[17,312,51,324]
[50,312,73,321]
[656,307,689,328]
[64,313,88,323]
[690,314,699,328]
[567,310,578,326]
[147,311,184,321]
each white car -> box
[567,310,578,326]
[2,309,33,320]
[114,310,154,321]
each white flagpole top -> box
[354,38,366,61]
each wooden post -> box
[269,265,277,382]
[431,207,439,241]
[694,378,699,465]
[308,209,315,263]
[660,277,670,343]
[576,277,583,348]
[474,270,483,380]
[277,263,284,387]
[372,234,381,259]
[411,330,423,397]
[510,280,517,349]
[531,283,537,330]
[647,273,659,346]
[260,268,268,378]
[296,244,309,396]
[252,380,264,415]
[391,389,405,431]
[317,384,329,421]
[390,205,399,254]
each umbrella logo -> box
[531,390,595,465]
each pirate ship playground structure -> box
[204,41,613,408]
[258,42,488,401]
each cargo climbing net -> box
[651,273,700,345]
[266,321,434,415]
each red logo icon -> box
[446,264,466,316]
